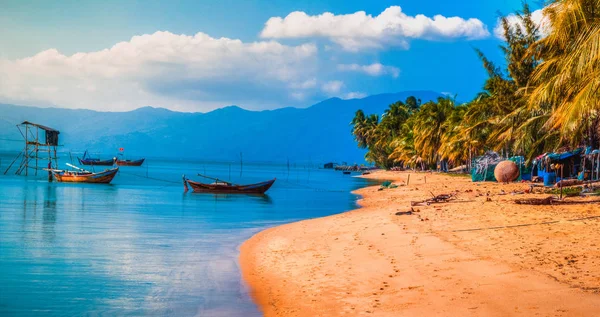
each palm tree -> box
[412,97,455,169]
[349,1,600,171]
[389,117,421,169]
[439,104,470,166]
[351,110,368,148]
[527,0,600,148]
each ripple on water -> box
[0,159,365,316]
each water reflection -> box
[210,194,273,204]
[43,185,57,242]
[0,162,367,316]
[182,193,275,207]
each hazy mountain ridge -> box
[0,91,443,163]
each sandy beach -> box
[240,171,600,316]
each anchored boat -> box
[183,174,275,194]
[78,150,115,166]
[48,163,118,184]
[116,158,145,166]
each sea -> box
[0,154,372,316]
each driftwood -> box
[557,179,600,189]
[515,196,600,205]
[411,192,456,206]
[554,179,583,188]
[448,165,467,173]
[515,196,555,205]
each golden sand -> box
[240,171,600,316]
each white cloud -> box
[290,92,306,100]
[337,63,399,78]
[0,31,319,112]
[289,78,317,89]
[494,8,550,40]
[260,6,490,51]
[321,80,344,95]
[344,92,367,99]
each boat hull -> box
[52,168,119,184]
[116,158,145,166]
[78,158,115,166]
[187,178,275,194]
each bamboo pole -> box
[596,153,600,180]
[582,155,586,181]
[35,126,38,176]
[197,173,236,186]
[560,165,564,200]
[4,152,22,175]
[24,125,28,176]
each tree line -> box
[351,0,600,170]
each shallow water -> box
[0,157,370,316]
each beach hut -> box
[584,149,600,181]
[533,148,583,186]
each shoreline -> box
[239,171,600,316]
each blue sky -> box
[0,0,543,112]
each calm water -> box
[0,156,370,316]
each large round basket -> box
[494,160,519,183]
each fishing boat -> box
[183,174,275,194]
[48,163,119,184]
[115,158,145,166]
[78,150,115,166]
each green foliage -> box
[351,1,600,170]
[351,96,459,169]
[547,187,582,197]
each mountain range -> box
[0,91,443,164]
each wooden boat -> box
[49,164,119,184]
[116,158,145,166]
[78,150,115,166]
[184,174,275,194]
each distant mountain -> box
[0,91,443,164]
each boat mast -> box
[197,173,236,186]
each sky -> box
[0,0,546,112]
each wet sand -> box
[240,171,600,316]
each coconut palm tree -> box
[389,117,421,169]
[407,97,455,169]
[351,110,368,148]
[527,0,600,148]
[348,1,600,171]
[439,104,470,166]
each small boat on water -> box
[183,174,275,194]
[48,163,119,184]
[116,158,145,166]
[78,150,115,166]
